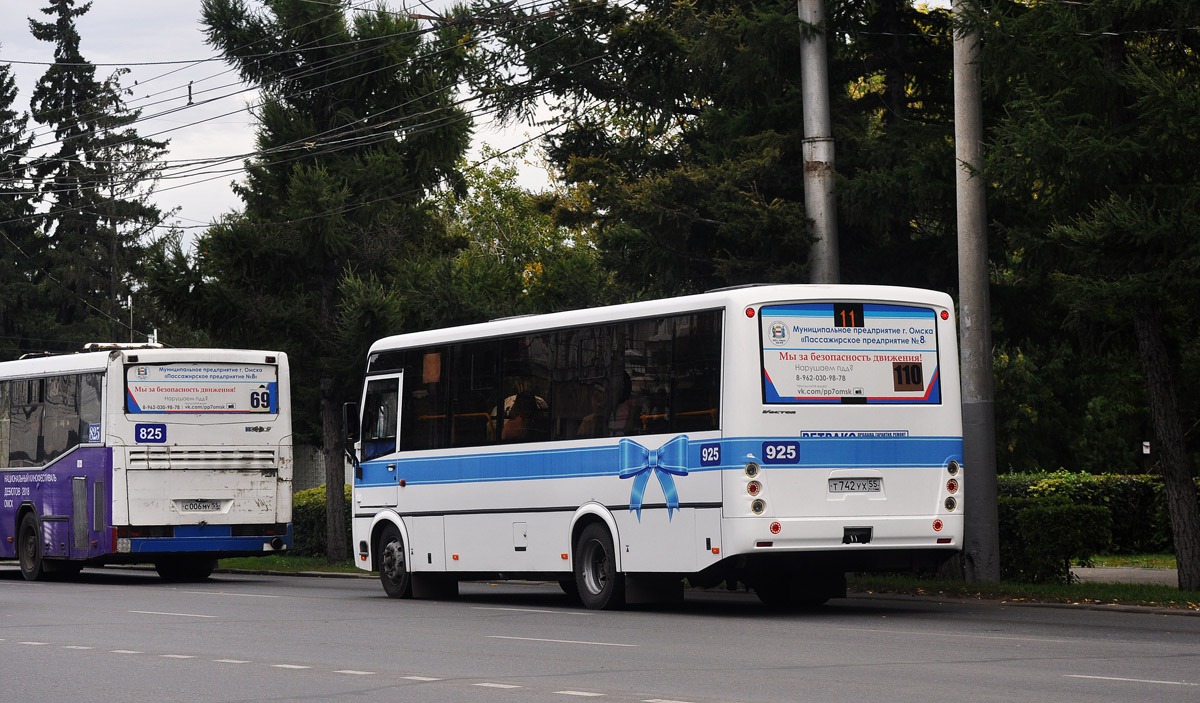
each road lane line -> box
[215,659,251,664]
[837,627,1075,645]
[271,664,310,670]
[182,590,280,599]
[474,683,522,689]
[557,691,605,697]
[402,676,442,681]
[488,635,638,648]
[63,646,94,650]
[128,610,218,618]
[161,654,195,659]
[473,607,590,616]
[1064,674,1198,687]
[19,641,48,646]
[110,650,142,654]
[643,699,695,703]
[336,670,375,676]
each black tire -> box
[558,577,582,604]
[17,513,45,581]
[573,523,624,610]
[155,558,216,582]
[377,523,412,599]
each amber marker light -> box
[561,553,569,560]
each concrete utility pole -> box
[953,0,1000,582]
[798,0,839,284]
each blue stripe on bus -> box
[357,435,963,488]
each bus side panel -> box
[0,447,113,561]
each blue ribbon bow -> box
[619,435,689,520]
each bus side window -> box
[8,379,44,467]
[451,341,500,448]
[672,311,722,432]
[78,373,103,441]
[43,374,80,464]
[0,380,9,468]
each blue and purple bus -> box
[1,345,293,581]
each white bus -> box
[348,285,962,608]
[1,345,292,581]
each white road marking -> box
[488,635,638,648]
[110,650,142,654]
[644,699,695,703]
[336,670,375,676]
[19,641,48,646]
[214,659,251,664]
[271,664,310,670]
[473,606,589,616]
[1064,674,1198,687]
[182,590,280,599]
[128,610,217,618]
[474,683,522,689]
[161,654,195,659]
[837,626,1076,645]
[557,691,605,697]
[63,646,94,650]
[402,675,442,681]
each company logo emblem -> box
[244,426,271,433]
[768,321,789,345]
[137,366,148,379]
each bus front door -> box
[356,373,402,509]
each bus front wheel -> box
[378,523,412,599]
[574,523,624,610]
[17,513,46,581]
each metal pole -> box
[953,0,1000,582]
[798,0,839,284]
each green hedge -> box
[999,472,1184,554]
[291,484,352,557]
[998,496,1113,583]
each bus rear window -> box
[760,302,941,404]
[126,363,278,414]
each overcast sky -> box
[1,0,547,240]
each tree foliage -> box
[975,0,1200,589]
[472,0,957,295]
[27,0,169,349]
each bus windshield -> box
[125,363,279,414]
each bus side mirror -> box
[342,402,360,446]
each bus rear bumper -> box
[117,524,293,555]
[724,513,963,555]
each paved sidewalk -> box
[1071,566,1179,586]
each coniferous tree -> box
[975,0,1200,590]
[146,0,476,562]
[0,58,41,359]
[29,0,168,347]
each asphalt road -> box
[2,567,1198,703]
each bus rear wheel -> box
[378,523,412,599]
[18,513,45,581]
[574,523,624,610]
